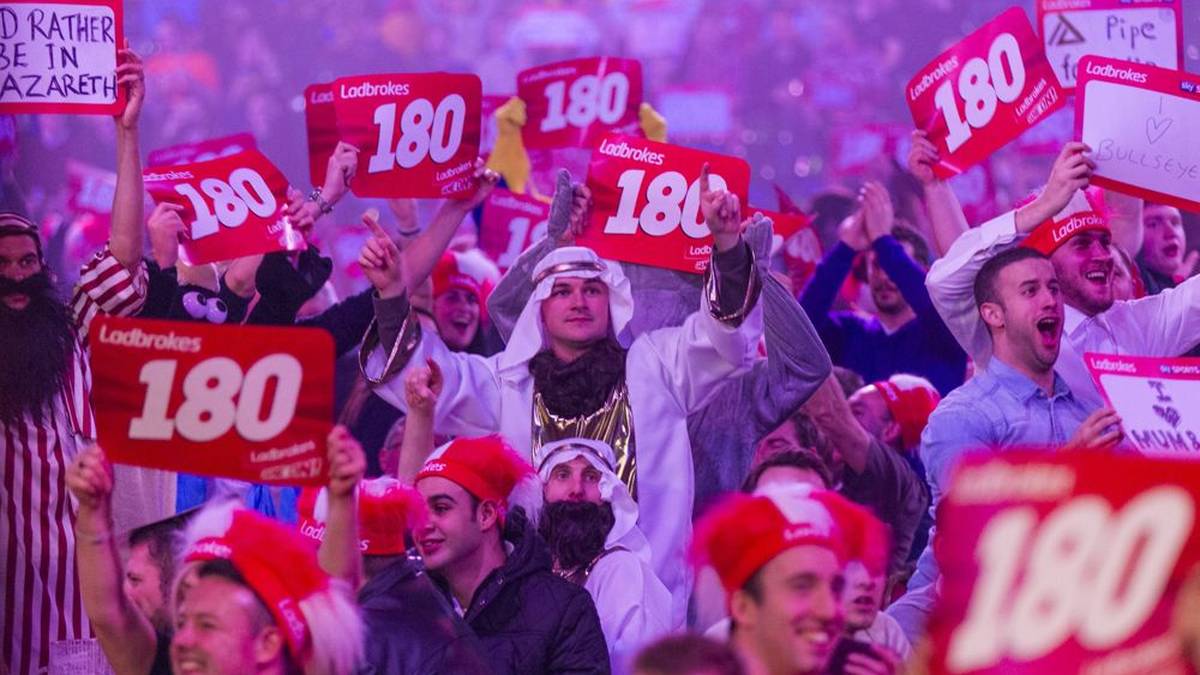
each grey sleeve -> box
[486,236,554,344]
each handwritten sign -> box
[1085,353,1200,458]
[303,82,337,187]
[332,72,482,199]
[930,450,1200,674]
[1076,56,1200,213]
[0,0,125,114]
[907,7,1066,177]
[143,149,304,265]
[90,317,334,485]
[1038,0,1183,91]
[518,57,643,150]
[478,187,549,272]
[146,132,257,167]
[577,133,750,274]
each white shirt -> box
[855,611,912,661]
[586,549,673,675]
[925,210,1200,410]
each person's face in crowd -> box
[540,277,611,353]
[171,575,285,675]
[848,386,898,447]
[983,257,1063,373]
[543,455,603,505]
[1110,249,1138,302]
[841,560,884,632]
[731,546,844,675]
[756,465,827,491]
[1050,230,1114,316]
[125,542,169,632]
[433,287,480,351]
[0,235,41,311]
[1141,205,1186,277]
[415,476,492,574]
[865,241,918,318]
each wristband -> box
[307,188,334,216]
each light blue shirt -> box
[886,356,1095,642]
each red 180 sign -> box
[332,73,481,198]
[90,317,335,485]
[144,149,303,265]
[518,57,643,150]
[930,451,1200,674]
[577,134,750,275]
[907,8,1066,177]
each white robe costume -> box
[365,246,763,626]
[537,438,673,674]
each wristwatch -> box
[306,188,333,215]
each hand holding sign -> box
[90,317,334,485]
[907,7,1065,177]
[113,46,142,130]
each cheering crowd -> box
[4,4,1200,675]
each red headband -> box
[1020,187,1110,256]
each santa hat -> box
[498,246,634,374]
[432,251,486,304]
[1020,187,1110,256]
[691,483,889,595]
[534,438,652,565]
[416,436,538,516]
[871,374,941,451]
[297,478,426,556]
[183,501,336,663]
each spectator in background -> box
[841,559,911,662]
[800,181,967,395]
[1110,243,1144,302]
[1138,203,1195,295]
[633,634,745,675]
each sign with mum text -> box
[1085,352,1200,459]
[0,0,125,114]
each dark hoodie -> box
[358,554,493,675]
[435,507,611,675]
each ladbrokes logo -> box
[97,324,202,353]
[598,139,665,166]
[422,461,447,473]
[309,90,334,105]
[1052,214,1105,242]
[909,55,961,101]
[1089,357,1136,373]
[1085,62,1148,84]
[338,81,411,99]
[144,170,194,181]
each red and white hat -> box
[183,503,333,662]
[691,484,889,594]
[432,251,486,303]
[870,374,941,451]
[416,435,537,511]
[297,477,427,556]
[1020,187,1110,256]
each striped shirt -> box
[1,247,146,675]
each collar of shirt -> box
[982,356,1074,403]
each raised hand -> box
[323,142,360,198]
[404,358,444,414]
[838,211,871,252]
[548,169,592,246]
[284,187,320,239]
[908,129,940,186]
[325,425,366,500]
[147,202,185,269]
[1020,142,1096,233]
[358,212,405,298]
[700,162,742,253]
[65,445,113,518]
[860,181,895,243]
[449,158,501,211]
[114,46,145,132]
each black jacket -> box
[440,508,611,675]
[358,555,493,675]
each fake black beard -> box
[0,271,74,426]
[537,500,616,573]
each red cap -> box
[1020,187,1110,256]
[297,478,427,556]
[872,375,941,451]
[691,485,889,594]
[185,507,330,661]
[432,251,485,304]
[416,435,534,505]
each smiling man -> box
[925,142,1200,411]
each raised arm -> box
[65,446,157,675]
[861,180,939,319]
[397,361,442,483]
[908,129,969,257]
[109,48,146,271]
[801,375,873,474]
[318,426,366,589]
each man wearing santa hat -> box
[535,438,673,672]
[360,167,763,626]
[691,483,891,675]
[413,435,609,674]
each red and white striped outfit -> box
[1,247,146,675]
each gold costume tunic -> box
[533,381,637,499]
